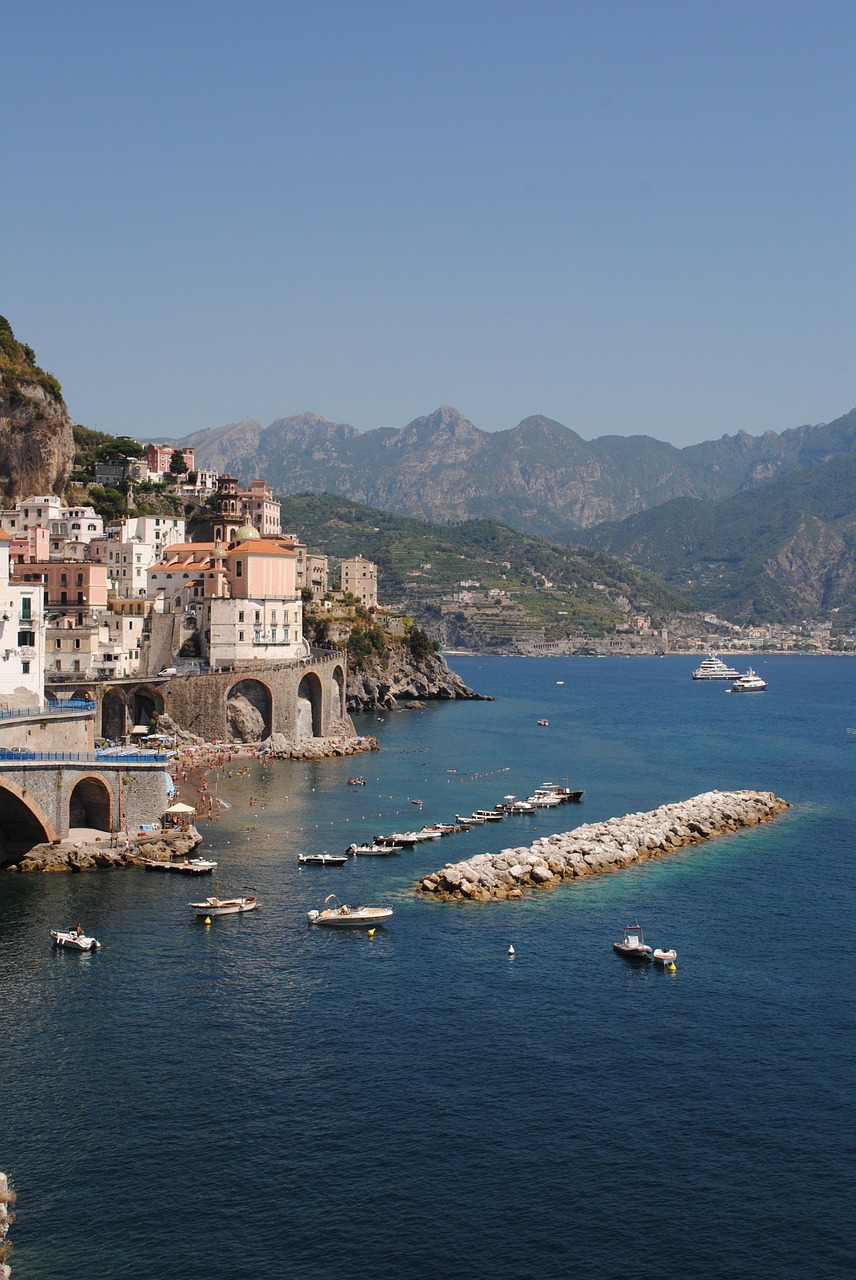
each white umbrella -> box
[165,802,196,815]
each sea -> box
[1,654,853,1279]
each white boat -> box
[612,924,653,960]
[653,948,677,966]
[141,856,217,875]
[299,852,349,866]
[692,654,741,680]
[473,809,504,822]
[456,813,484,824]
[730,668,767,692]
[189,882,258,917]
[346,843,401,856]
[528,790,563,807]
[307,895,394,928]
[51,928,101,952]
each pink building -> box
[144,443,195,475]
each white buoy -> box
[508,944,515,956]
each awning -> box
[165,802,196,815]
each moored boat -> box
[346,842,401,856]
[612,925,653,961]
[307,894,394,928]
[299,852,349,866]
[730,668,767,692]
[652,948,677,966]
[189,881,258,917]
[692,654,741,680]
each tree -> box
[169,449,188,476]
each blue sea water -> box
[1,655,853,1279]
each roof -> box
[226,541,295,557]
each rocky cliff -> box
[0,317,75,500]
[346,645,487,712]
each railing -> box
[0,700,95,721]
[0,749,166,764]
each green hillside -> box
[282,493,691,648]
[577,455,856,626]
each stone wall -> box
[0,709,93,754]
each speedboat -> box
[307,895,394,928]
[299,852,349,866]
[51,928,101,952]
[345,843,401,856]
[653,948,677,966]
[189,882,257,917]
[613,925,653,961]
[692,654,741,680]
[730,668,767,692]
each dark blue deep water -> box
[1,655,853,1279]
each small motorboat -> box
[189,881,257,917]
[51,928,101,952]
[346,842,401,856]
[456,813,485,825]
[653,948,678,966]
[473,809,504,822]
[347,776,366,786]
[307,895,394,928]
[172,858,218,875]
[537,719,549,726]
[299,852,349,866]
[613,925,653,961]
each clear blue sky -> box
[3,0,853,446]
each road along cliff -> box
[417,790,790,901]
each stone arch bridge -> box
[49,650,350,745]
[0,755,167,864]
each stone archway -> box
[69,777,112,832]
[101,689,127,741]
[332,665,346,720]
[297,672,323,738]
[226,679,272,743]
[130,686,164,732]
[0,785,55,867]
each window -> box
[271,611,277,624]
[254,611,260,624]
[21,597,32,620]
[238,630,244,642]
[77,573,83,586]
[235,560,243,578]
[238,611,244,623]
[60,572,67,586]
[254,630,261,644]
[271,627,277,641]
[55,638,61,649]
[18,631,35,647]
[21,661,30,674]
[60,591,67,604]
[74,638,80,649]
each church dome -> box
[233,524,261,541]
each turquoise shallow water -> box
[1,655,853,1278]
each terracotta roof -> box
[226,541,295,557]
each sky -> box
[3,0,854,447]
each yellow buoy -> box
[367,928,375,938]
[204,917,211,926]
[668,962,676,971]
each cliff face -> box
[0,317,75,500]
[346,646,486,712]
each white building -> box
[340,555,378,610]
[0,496,104,560]
[88,515,186,598]
[0,530,45,703]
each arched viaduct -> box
[93,651,350,744]
[0,758,168,863]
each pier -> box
[417,790,790,901]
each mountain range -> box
[176,404,856,539]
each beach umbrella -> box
[165,802,196,815]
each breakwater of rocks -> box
[417,790,790,902]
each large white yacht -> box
[691,654,741,681]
